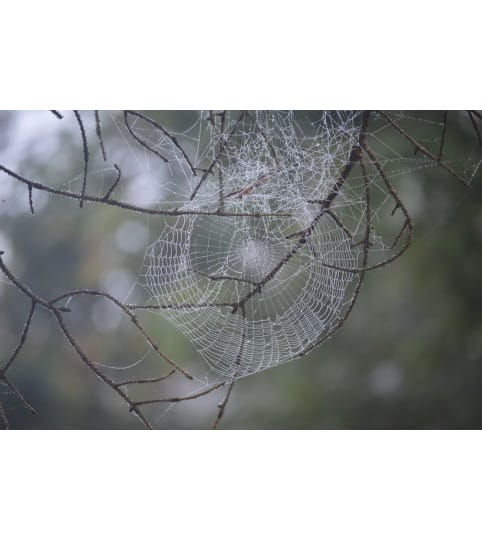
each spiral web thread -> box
[137,111,407,378]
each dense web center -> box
[238,238,271,280]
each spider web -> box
[137,111,400,377]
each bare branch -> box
[0,163,289,218]
[95,110,107,161]
[467,111,482,149]
[189,111,246,200]
[378,111,469,188]
[1,300,36,375]
[102,163,122,200]
[115,370,176,387]
[212,305,247,428]
[53,310,154,429]
[133,382,225,408]
[74,110,89,208]
[52,289,194,380]
[125,110,197,176]
[124,110,169,164]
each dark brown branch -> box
[1,300,36,375]
[95,110,107,161]
[0,251,198,428]
[212,305,247,428]
[124,110,169,164]
[28,183,34,214]
[470,110,482,121]
[102,164,122,200]
[193,269,255,286]
[306,142,413,276]
[133,382,225,407]
[115,370,176,387]
[378,111,469,188]
[50,110,63,119]
[0,163,289,218]
[189,111,246,201]
[126,301,237,311]
[437,111,448,162]
[354,141,412,270]
[0,251,68,312]
[74,110,89,208]
[245,111,281,168]
[207,110,216,126]
[218,111,226,212]
[225,173,270,199]
[467,111,482,149]
[51,289,194,380]
[302,206,354,239]
[2,377,37,416]
[231,111,371,315]
[53,310,153,429]
[125,110,197,176]
[0,400,9,429]
[297,156,372,357]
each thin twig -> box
[95,110,107,161]
[133,382,225,407]
[51,289,194,380]
[115,370,176,387]
[0,251,67,312]
[54,310,153,429]
[470,110,482,121]
[1,300,36,375]
[28,183,34,214]
[125,110,197,176]
[467,111,482,149]
[124,110,169,164]
[0,400,9,429]
[325,210,354,239]
[102,164,122,200]
[437,111,448,162]
[189,111,246,201]
[218,111,226,212]
[212,306,247,428]
[193,269,256,286]
[378,111,469,188]
[2,377,37,416]
[74,110,89,208]
[245,111,281,167]
[126,301,237,311]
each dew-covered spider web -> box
[126,111,479,379]
[140,111,364,377]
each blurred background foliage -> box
[0,110,481,429]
